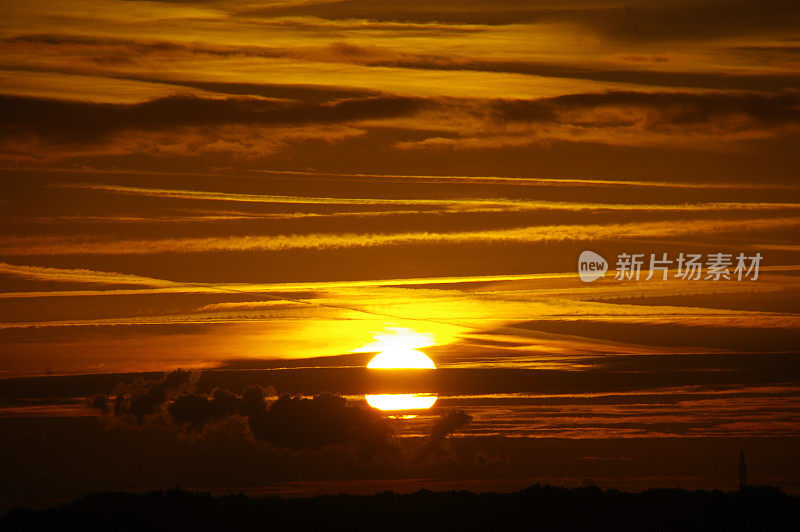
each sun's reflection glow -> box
[365,393,438,411]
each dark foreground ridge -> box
[2,484,799,531]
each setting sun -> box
[364,394,438,411]
[362,328,438,409]
[367,348,436,369]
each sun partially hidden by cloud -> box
[360,327,438,410]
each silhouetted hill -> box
[2,484,799,531]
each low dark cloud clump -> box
[87,371,474,463]
[416,409,473,459]
[249,393,394,459]
[107,369,196,423]
[87,371,414,459]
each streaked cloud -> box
[0,93,424,143]
[54,184,800,213]
[0,262,180,287]
[4,89,799,152]
[2,216,798,255]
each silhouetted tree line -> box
[3,484,798,531]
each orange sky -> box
[1,0,799,173]
[4,3,800,509]
[1,0,799,376]
[1,0,800,453]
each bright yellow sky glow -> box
[358,327,435,352]
[365,394,438,411]
[359,327,438,368]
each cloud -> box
[390,89,800,150]
[0,266,579,301]
[242,0,800,42]
[314,42,800,92]
[86,369,481,461]
[5,87,798,162]
[92,373,395,458]
[105,369,197,423]
[432,409,472,440]
[0,93,425,143]
[9,32,800,94]
[2,216,799,256]
[194,301,305,312]
[248,393,394,458]
[243,169,797,190]
[490,90,800,130]
[417,409,473,458]
[0,262,181,287]
[168,388,248,430]
[87,394,110,413]
[90,373,270,429]
[58,183,800,212]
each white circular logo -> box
[578,250,608,283]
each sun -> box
[367,347,436,369]
[359,327,438,411]
[365,393,437,411]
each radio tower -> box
[739,449,747,489]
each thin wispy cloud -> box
[2,216,798,255]
[0,262,180,287]
[54,184,800,213]
[243,169,800,190]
